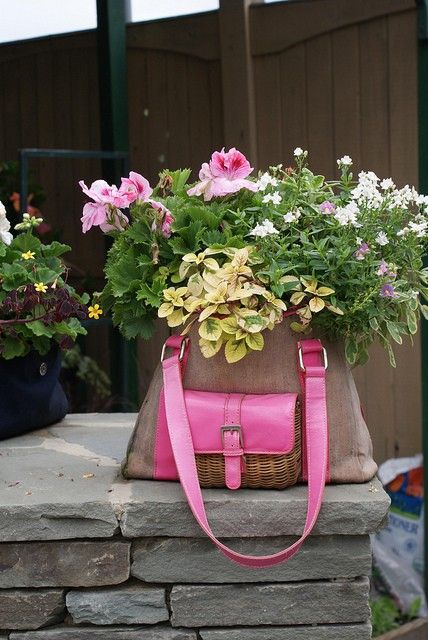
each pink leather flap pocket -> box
[184,390,299,455]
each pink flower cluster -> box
[187,148,257,201]
[79,171,174,237]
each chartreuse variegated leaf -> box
[316,286,335,297]
[246,332,264,351]
[326,303,344,316]
[221,316,238,334]
[369,316,379,331]
[345,336,358,365]
[225,338,247,363]
[405,308,418,335]
[199,318,222,341]
[290,321,307,333]
[290,291,305,305]
[167,309,187,327]
[199,337,223,358]
[187,272,204,297]
[309,296,325,313]
[386,321,402,345]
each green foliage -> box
[371,596,421,637]
[98,156,428,366]
[0,226,88,359]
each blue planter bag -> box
[0,347,68,439]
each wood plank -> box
[0,31,96,63]
[144,50,169,184]
[35,50,56,233]
[166,53,191,170]
[128,48,149,174]
[127,11,220,61]
[358,15,394,463]
[305,34,335,177]
[251,0,415,56]
[219,0,257,163]
[332,25,361,169]
[254,54,283,169]
[388,9,421,459]
[359,17,390,175]
[378,618,428,640]
[208,61,224,153]
[187,57,213,173]
[279,44,307,167]
[1,58,21,157]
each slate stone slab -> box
[121,478,389,538]
[131,534,371,583]
[66,584,169,625]
[0,415,389,541]
[0,588,65,629]
[0,540,130,588]
[199,624,372,640]
[0,414,135,542]
[10,627,196,640]
[170,578,370,627]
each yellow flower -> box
[88,304,103,320]
[21,250,35,260]
[35,282,48,293]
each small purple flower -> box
[319,200,336,215]
[377,260,397,279]
[354,242,370,260]
[377,260,389,276]
[379,284,397,298]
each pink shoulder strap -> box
[161,335,328,568]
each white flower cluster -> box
[294,147,307,158]
[337,155,352,167]
[250,219,279,238]
[262,191,282,205]
[256,172,278,191]
[351,171,383,208]
[380,178,395,190]
[283,208,301,224]
[0,201,13,245]
[334,201,360,227]
[398,214,428,238]
[375,231,389,246]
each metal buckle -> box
[221,425,244,448]
[298,346,328,371]
[160,337,189,363]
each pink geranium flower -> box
[119,171,153,205]
[81,202,108,234]
[79,179,130,209]
[79,179,131,233]
[187,148,257,201]
[150,200,175,238]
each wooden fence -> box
[0,0,420,463]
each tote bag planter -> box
[0,347,68,440]
[123,320,377,567]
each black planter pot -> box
[0,347,68,440]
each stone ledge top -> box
[0,413,390,541]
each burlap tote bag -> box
[123,319,377,484]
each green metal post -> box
[418,0,428,599]
[96,0,139,410]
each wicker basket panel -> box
[195,401,301,489]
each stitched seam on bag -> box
[168,360,210,528]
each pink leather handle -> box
[161,336,328,568]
